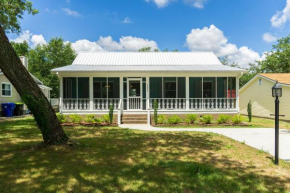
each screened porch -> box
[60,76,238,112]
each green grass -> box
[0,117,290,192]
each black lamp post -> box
[272,81,282,165]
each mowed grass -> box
[0,117,290,192]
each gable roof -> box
[259,73,290,85]
[52,52,247,72]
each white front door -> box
[127,78,142,110]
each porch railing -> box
[149,98,186,110]
[62,98,90,110]
[93,98,119,110]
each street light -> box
[272,81,282,165]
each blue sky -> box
[9,0,290,67]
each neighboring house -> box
[0,56,52,115]
[51,52,246,124]
[240,73,290,121]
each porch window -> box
[93,77,120,99]
[217,77,227,98]
[189,77,202,98]
[203,77,216,98]
[164,77,176,98]
[228,77,236,98]
[78,78,89,98]
[63,77,77,98]
[93,78,107,98]
[150,77,162,98]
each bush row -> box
[56,114,115,124]
[155,114,244,125]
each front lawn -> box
[0,117,290,192]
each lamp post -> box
[272,81,282,165]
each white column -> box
[236,76,240,112]
[59,75,63,113]
[146,76,149,109]
[186,76,189,110]
[89,76,93,111]
[120,76,123,100]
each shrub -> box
[200,115,213,124]
[217,114,231,124]
[69,114,82,124]
[185,114,197,124]
[154,99,158,125]
[157,115,167,124]
[167,115,182,124]
[93,117,104,124]
[109,104,114,124]
[102,114,113,123]
[85,115,95,123]
[56,113,67,123]
[232,114,243,124]
[247,100,252,122]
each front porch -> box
[60,76,239,114]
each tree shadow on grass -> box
[0,126,289,192]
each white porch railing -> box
[62,98,90,110]
[148,98,237,110]
[93,98,119,110]
[149,98,186,110]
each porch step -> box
[121,114,147,124]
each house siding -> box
[0,75,22,111]
[240,76,290,121]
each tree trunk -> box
[0,26,68,145]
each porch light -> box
[272,81,282,98]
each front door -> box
[127,78,142,110]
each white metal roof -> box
[72,52,222,66]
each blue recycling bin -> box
[1,103,16,117]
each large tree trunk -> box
[0,26,68,145]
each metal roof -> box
[51,52,246,72]
[51,64,246,72]
[72,52,222,66]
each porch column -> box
[146,76,149,109]
[236,76,240,112]
[186,76,189,110]
[59,75,63,113]
[120,76,123,100]
[89,76,93,111]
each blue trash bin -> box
[1,103,16,117]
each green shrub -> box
[217,114,231,124]
[185,114,197,124]
[232,114,243,124]
[69,114,82,124]
[157,115,167,124]
[102,114,113,123]
[93,117,104,124]
[154,99,158,125]
[56,113,67,123]
[85,115,95,123]
[109,104,114,124]
[167,115,182,124]
[200,115,213,124]
[247,100,252,122]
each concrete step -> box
[122,117,147,121]
[122,121,147,124]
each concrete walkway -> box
[119,124,290,161]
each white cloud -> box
[10,30,31,43]
[71,39,104,52]
[97,36,123,51]
[119,36,158,51]
[145,0,172,8]
[263,33,278,43]
[186,25,262,68]
[66,0,70,3]
[31,34,47,47]
[183,0,207,9]
[62,8,81,17]
[271,0,290,28]
[122,17,132,24]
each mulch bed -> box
[61,122,118,127]
[153,122,250,127]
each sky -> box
[9,0,290,68]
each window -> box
[63,77,89,99]
[2,83,12,97]
[259,79,262,85]
[217,77,227,98]
[93,77,120,99]
[189,77,202,98]
[228,77,236,98]
[164,77,176,98]
[203,77,216,98]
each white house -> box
[0,56,52,115]
[51,52,246,124]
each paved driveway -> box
[120,124,290,161]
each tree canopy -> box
[10,41,29,56]
[0,0,38,34]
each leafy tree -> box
[220,56,240,68]
[0,0,68,145]
[29,38,76,98]
[138,47,151,52]
[11,41,30,56]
